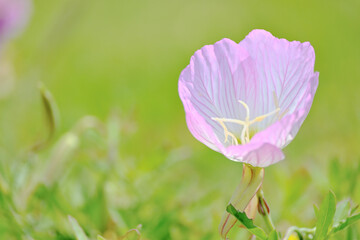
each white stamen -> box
[238,100,250,121]
[250,107,280,124]
[212,118,239,145]
[273,91,279,109]
[212,97,281,145]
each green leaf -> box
[97,236,106,240]
[346,226,356,240]
[267,230,279,240]
[226,204,268,240]
[333,199,351,225]
[68,215,89,240]
[313,204,319,218]
[351,204,359,215]
[314,190,336,240]
[332,213,360,234]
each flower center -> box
[212,93,282,145]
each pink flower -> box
[0,0,31,43]
[179,29,318,167]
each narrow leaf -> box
[332,213,360,234]
[314,191,336,240]
[333,199,351,225]
[346,226,354,240]
[313,204,319,218]
[226,204,268,240]
[351,204,359,215]
[267,230,279,240]
[68,215,89,240]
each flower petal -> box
[179,30,318,167]
[179,38,256,147]
[0,0,32,43]
[178,83,223,151]
[239,29,316,132]
[250,72,319,148]
[223,142,285,167]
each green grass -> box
[0,0,360,239]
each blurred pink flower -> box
[179,30,318,167]
[0,0,31,43]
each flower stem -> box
[219,165,264,239]
[257,189,276,232]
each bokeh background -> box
[0,0,359,239]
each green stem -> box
[257,189,276,232]
[219,165,264,239]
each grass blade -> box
[314,191,336,240]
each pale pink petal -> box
[251,72,319,148]
[179,38,256,146]
[178,30,318,168]
[239,29,316,132]
[223,142,285,167]
[179,80,223,151]
[0,0,31,43]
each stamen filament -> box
[273,91,279,109]
[212,97,282,146]
[212,118,246,125]
[249,108,280,124]
[238,100,250,121]
[278,109,289,120]
[212,118,239,145]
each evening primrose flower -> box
[178,29,318,167]
[0,0,31,44]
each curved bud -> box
[219,164,264,238]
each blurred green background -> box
[0,0,359,239]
